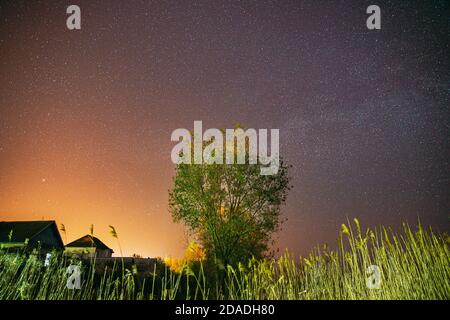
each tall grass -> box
[0,220,448,300]
[224,220,449,299]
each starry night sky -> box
[0,0,448,257]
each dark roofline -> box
[0,220,64,248]
[31,222,63,244]
[65,234,114,252]
[40,221,65,248]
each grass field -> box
[0,219,448,300]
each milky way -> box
[0,0,448,257]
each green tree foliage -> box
[169,153,291,267]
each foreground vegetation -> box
[0,220,448,300]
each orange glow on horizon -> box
[0,118,187,258]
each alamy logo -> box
[66,265,81,289]
[366,265,382,289]
[366,5,381,30]
[66,5,81,30]
[171,121,280,175]
[44,253,52,267]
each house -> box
[65,234,114,258]
[0,220,64,250]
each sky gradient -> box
[0,0,448,258]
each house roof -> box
[0,221,63,247]
[66,235,113,252]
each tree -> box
[169,144,291,268]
